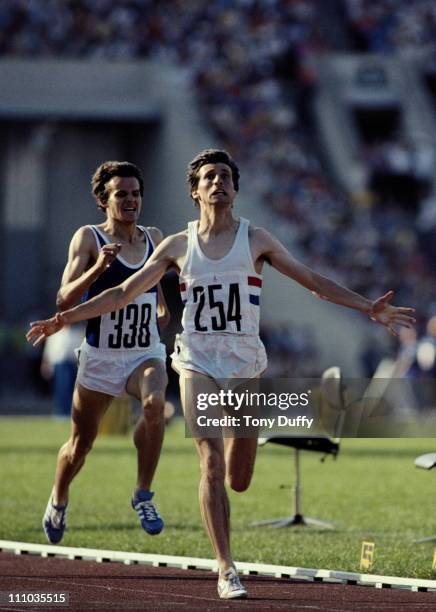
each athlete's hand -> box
[26,313,65,347]
[95,243,122,273]
[369,291,416,336]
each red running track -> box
[0,552,435,611]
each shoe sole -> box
[219,591,248,600]
[218,589,248,599]
[143,525,163,535]
[42,520,64,544]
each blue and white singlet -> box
[83,225,160,351]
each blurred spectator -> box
[345,0,436,54]
[261,322,320,377]
[359,329,385,378]
[362,137,433,209]
[41,324,84,417]
[392,326,420,379]
[416,315,436,377]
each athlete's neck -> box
[102,219,137,243]
[198,208,237,236]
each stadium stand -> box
[344,0,436,54]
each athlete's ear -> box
[191,190,200,208]
[98,198,108,213]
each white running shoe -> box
[217,567,247,599]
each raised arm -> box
[56,226,122,311]
[254,228,415,335]
[27,233,185,345]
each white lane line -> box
[5,575,222,604]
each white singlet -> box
[171,217,267,382]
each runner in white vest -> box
[28,149,415,600]
[173,216,266,382]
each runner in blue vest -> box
[39,161,169,546]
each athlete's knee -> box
[227,473,251,493]
[142,391,166,419]
[226,464,253,492]
[67,432,95,464]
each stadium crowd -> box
[1,0,436,377]
[344,0,436,54]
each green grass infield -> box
[1,416,435,579]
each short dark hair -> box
[187,149,240,206]
[91,161,144,212]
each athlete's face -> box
[102,176,142,223]
[192,163,236,208]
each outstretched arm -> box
[255,228,415,335]
[27,234,180,345]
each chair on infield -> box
[414,453,436,543]
[252,367,346,529]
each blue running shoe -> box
[132,490,164,535]
[43,498,67,544]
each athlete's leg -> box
[224,437,258,493]
[223,377,260,492]
[180,369,233,575]
[126,358,168,493]
[52,383,113,506]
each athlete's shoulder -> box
[164,229,188,249]
[69,224,97,250]
[248,224,273,244]
[145,226,164,245]
[171,229,189,240]
[155,230,188,260]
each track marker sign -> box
[432,550,436,571]
[360,541,375,572]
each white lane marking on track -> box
[288,607,346,611]
[6,575,222,603]
[293,607,416,612]
[350,607,435,612]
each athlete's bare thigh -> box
[71,383,113,438]
[179,369,258,487]
[179,368,221,439]
[126,358,168,402]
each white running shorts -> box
[76,340,166,397]
[171,332,267,387]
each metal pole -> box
[294,448,301,517]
